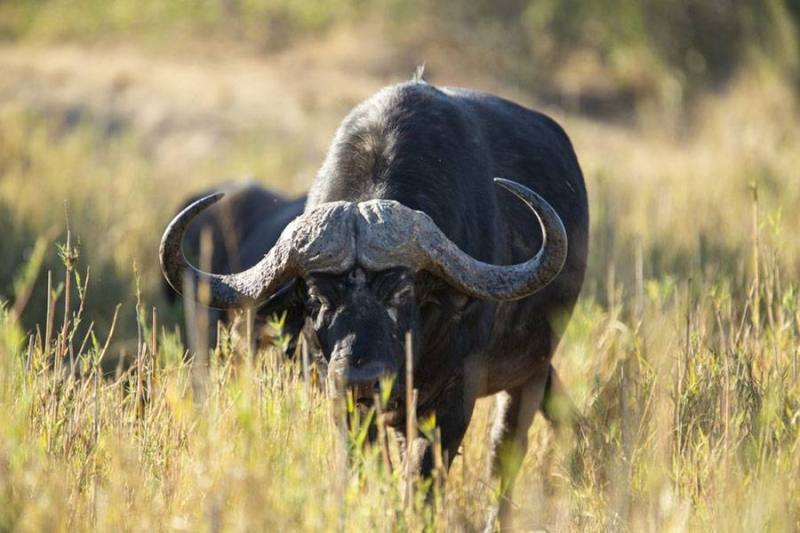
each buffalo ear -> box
[258,279,308,355]
[259,278,305,315]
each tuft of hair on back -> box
[411,64,427,83]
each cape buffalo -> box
[160,77,588,527]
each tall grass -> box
[1,182,799,530]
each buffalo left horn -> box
[356,178,568,301]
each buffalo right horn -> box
[159,194,356,309]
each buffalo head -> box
[160,179,568,409]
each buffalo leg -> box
[428,386,475,476]
[402,380,476,488]
[485,368,550,531]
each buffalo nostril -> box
[348,365,389,403]
[351,379,381,404]
[351,356,373,369]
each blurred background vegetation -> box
[3,0,799,114]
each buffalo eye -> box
[386,285,414,324]
[305,288,332,329]
[306,285,330,308]
[390,285,414,306]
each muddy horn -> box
[422,178,568,300]
[159,194,356,309]
[356,178,568,301]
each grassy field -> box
[2,3,800,531]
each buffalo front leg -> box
[485,368,550,531]
[401,380,476,500]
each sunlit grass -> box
[1,198,799,530]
